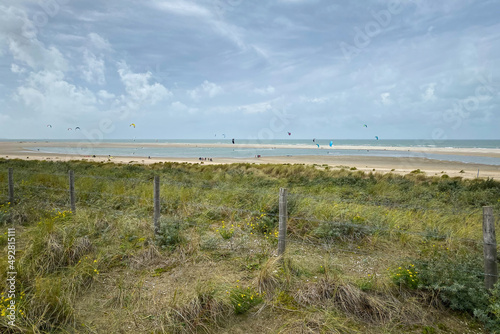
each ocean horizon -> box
[5,139,500,166]
[3,138,500,148]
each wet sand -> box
[1,141,499,179]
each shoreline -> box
[1,141,499,180]
[2,140,500,157]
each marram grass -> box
[0,158,499,333]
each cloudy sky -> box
[0,0,499,140]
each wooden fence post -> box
[154,176,160,234]
[278,188,288,256]
[483,206,498,289]
[69,170,76,213]
[8,168,14,203]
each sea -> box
[13,139,500,166]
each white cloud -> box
[15,70,97,117]
[87,32,111,51]
[237,101,272,114]
[380,92,393,106]
[189,80,223,100]
[300,96,329,104]
[117,61,172,105]
[98,90,115,99]
[0,6,67,72]
[422,83,436,102]
[11,63,26,74]
[170,101,198,114]
[151,0,211,18]
[81,50,106,85]
[150,0,253,52]
[254,85,275,95]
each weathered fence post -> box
[483,206,498,290]
[278,188,288,256]
[8,168,14,203]
[69,170,76,213]
[154,175,160,235]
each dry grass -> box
[130,243,161,269]
[294,278,424,326]
[254,256,281,295]
[162,285,231,334]
[1,160,494,333]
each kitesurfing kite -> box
[46,124,52,128]
[313,138,316,143]
[75,127,81,130]
[364,124,368,128]
[232,138,235,144]
[375,136,379,140]
[130,123,136,128]
[288,132,291,136]
[329,141,333,147]
[67,128,72,131]
[222,134,226,138]
[316,144,320,148]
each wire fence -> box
[4,169,493,212]
[0,169,493,235]
[1,168,499,283]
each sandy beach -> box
[1,140,499,179]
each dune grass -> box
[0,158,499,333]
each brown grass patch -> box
[164,291,231,333]
[294,278,418,325]
[254,256,281,295]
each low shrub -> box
[155,217,185,250]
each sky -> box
[0,0,499,140]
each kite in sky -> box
[364,124,368,128]
[329,141,333,147]
[67,128,72,131]
[316,144,320,148]
[288,132,291,136]
[375,136,379,140]
[75,127,81,130]
[130,123,136,128]
[46,124,52,128]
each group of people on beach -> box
[199,157,213,161]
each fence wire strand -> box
[1,170,499,250]
[6,169,496,215]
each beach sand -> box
[1,141,499,179]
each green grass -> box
[0,158,499,333]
